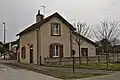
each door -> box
[18,50,20,62]
[30,45,33,64]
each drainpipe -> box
[70,30,73,57]
[35,28,41,65]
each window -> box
[81,48,88,56]
[53,45,59,57]
[51,23,61,36]
[50,43,63,58]
[21,47,26,59]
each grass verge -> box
[59,63,120,71]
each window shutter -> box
[50,45,53,58]
[21,47,23,58]
[51,24,53,35]
[24,47,26,59]
[59,45,63,57]
[58,24,61,35]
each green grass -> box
[2,63,104,79]
[52,72,103,79]
[61,63,120,71]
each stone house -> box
[5,39,19,59]
[17,10,97,65]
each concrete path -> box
[0,64,60,80]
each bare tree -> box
[93,21,120,68]
[71,22,92,65]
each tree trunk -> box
[86,55,88,64]
[105,43,109,68]
[117,52,118,61]
[106,48,109,68]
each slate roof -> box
[16,12,76,36]
[72,32,97,46]
[16,12,97,46]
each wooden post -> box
[59,57,61,65]
[98,55,100,63]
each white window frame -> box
[53,45,59,57]
[52,23,60,35]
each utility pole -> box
[3,22,6,60]
[41,5,45,15]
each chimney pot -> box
[36,10,44,23]
[38,10,40,14]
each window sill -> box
[21,58,26,59]
[51,34,61,36]
[53,56,59,58]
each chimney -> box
[36,10,44,23]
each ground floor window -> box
[53,45,59,57]
[50,43,63,58]
[81,48,88,56]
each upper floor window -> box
[21,46,26,59]
[51,23,61,36]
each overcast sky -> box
[0,0,120,42]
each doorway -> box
[30,45,33,64]
[18,50,20,62]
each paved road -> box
[0,64,60,80]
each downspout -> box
[70,30,72,57]
[37,29,39,64]
[36,28,41,65]
[39,28,42,65]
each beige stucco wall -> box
[72,35,96,57]
[19,30,38,64]
[39,17,71,64]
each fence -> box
[44,53,120,66]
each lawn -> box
[61,63,120,71]
[2,63,104,79]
